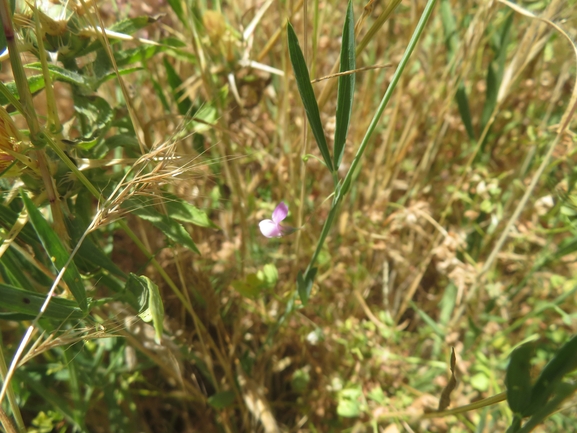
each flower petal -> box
[272,202,288,224]
[259,219,282,238]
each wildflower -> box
[259,202,289,238]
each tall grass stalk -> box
[298,0,439,303]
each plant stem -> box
[303,0,439,278]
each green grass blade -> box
[21,192,88,311]
[163,57,193,115]
[506,344,533,415]
[333,0,356,169]
[0,284,86,320]
[124,196,200,254]
[480,11,514,132]
[287,22,334,173]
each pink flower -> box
[259,202,289,238]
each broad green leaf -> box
[333,0,355,169]
[524,334,577,416]
[207,391,235,409]
[0,284,85,320]
[73,94,113,141]
[506,344,534,415]
[518,382,577,433]
[129,274,164,344]
[22,192,87,311]
[287,23,334,172]
[124,196,200,254]
[163,193,219,228]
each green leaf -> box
[524,334,577,416]
[129,274,164,344]
[103,134,140,152]
[333,0,355,169]
[124,196,200,254]
[0,284,86,320]
[0,203,42,248]
[94,66,143,89]
[24,63,89,88]
[297,267,317,305]
[232,273,264,298]
[455,84,475,140]
[287,23,334,172]
[166,0,187,27]
[163,57,193,115]
[21,192,87,311]
[480,12,514,131]
[77,16,162,58]
[163,193,218,228]
[207,391,235,409]
[66,218,126,279]
[73,94,113,141]
[0,248,36,291]
[506,344,534,416]
[0,75,46,106]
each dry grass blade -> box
[437,348,457,411]
[317,0,402,109]
[456,0,577,316]
[310,64,392,83]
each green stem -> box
[302,0,439,280]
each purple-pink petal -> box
[259,219,283,238]
[272,202,288,224]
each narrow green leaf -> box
[166,0,187,27]
[163,57,193,115]
[297,267,317,305]
[94,66,143,89]
[333,0,356,169]
[287,23,334,172]
[506,344,534,415]
[66,218,126,279]
[21,192,87,311]
[0,284,86,320]
[0,248,36,291]
[124,196,200,254]
[410,300,445,337]
[455,84,475,140]
[24,63,88,88]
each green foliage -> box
[506,336,577,432]
[333,1,356,169]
